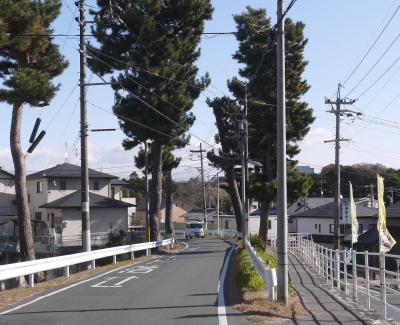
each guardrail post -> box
[0,280,5,291]
[330,249,334,287]
[146,248,150,256]
[352,249,357,301]
[28,273,34,288]
[131,251,135,260]
[91,260,96,269]
[344,249,348,295]
[325,247,329,283]
[64,266,70,278]
[335,249,340,290]
[113,255,117,264]
[365,251,370,310]
[379,252,387,320]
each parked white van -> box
[185,221,205,239]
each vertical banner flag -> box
[377,175,396,253]
[349,181,358,244]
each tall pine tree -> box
[89,0,212,240]
[229,7,314,242]
[0,0,67,261]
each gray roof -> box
[0,168,14,178]
[40,191,135,209]
[110,178,129,186]
[292,201,377,219]
[28,163,116,180]
[288,197,334,216]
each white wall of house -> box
[62,207,129,239]
[248,215,278,238]
[0,173,16,217]
[295,217,377,235]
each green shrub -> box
[238,248,264,290]
[248,234,277,268]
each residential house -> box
[184,208,217,224]
[135,198,194,226]
[110,179,136,227]
[26,163,135,246]
[290,199,378,245]
[0,168,16,236]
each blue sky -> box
[1,0,400,180]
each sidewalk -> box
[285,254,389,325]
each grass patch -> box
[238,248,264,290]
[249,234,277,268]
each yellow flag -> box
[349,181,358,244]
[377,175,396,253]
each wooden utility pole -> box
[324,84,357,250]
[145,141,149,241]
[190,144,207,229]
[277,0,288,305]
[78,0,90,253]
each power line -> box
[342,2,400,86]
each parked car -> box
[185,221,204,239]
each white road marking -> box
[91,277,119,288]
[218,243,234,325]
[0,242,189,316]
[127,265,158,274]
[114,275,138,286]
[0,252,171,316]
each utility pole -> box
[277,0,288,305]
[190,144,207,229]
[370,183,375,208]
[144,141,149,241]
[217,172,220,236]
[324,84,357,250]
[244,86,249,242]
[241,135,246,245]
[77,0,90,253]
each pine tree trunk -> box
[10,103,36,262]
[258,200,270,248]
[149,140,162,241]
[165,171,174,235]
[226,165,242,233]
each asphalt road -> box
[0,238,248,325]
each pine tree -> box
[206,97,243,233]
[229,7,314,242]
[0,0,67,261]
[89,0,212,241]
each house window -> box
[37,181,43,193]
[93,181,100,191]
[288,217,293,224]
[111,187,115,198]
[330,224,334,233]
[268,220,272,230]
[35,212,42,221]
[224,220,229,229]
[315,224,318,230]
[60,180,66,191]
[318,224,321,233]
[359,224,364,234]
[28,193,30,203]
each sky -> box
[2,0,400,180]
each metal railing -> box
[244,237,277,299]
[0,238,173,289]
[289,234,400,320]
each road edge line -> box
[218,242,234,325]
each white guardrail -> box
[244,237,277,300]
[289,234,400,321]
[0,238,173,288]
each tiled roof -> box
[292,201,377,218]
[40,191,135,209]
[28,163,116,179]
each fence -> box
[289,234,400,320]
[0,238,173,289]
[244,237,277,299]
